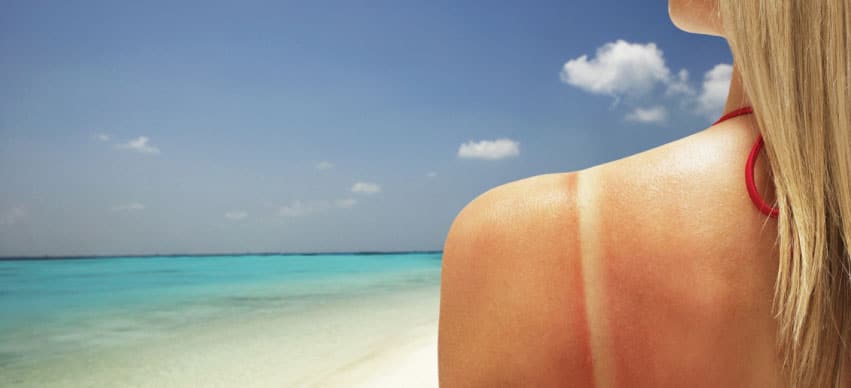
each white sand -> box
[314,330,438,388]
[357,336,437,388]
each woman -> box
[438,1,851,387]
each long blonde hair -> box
[719,0,851,386]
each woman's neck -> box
[723,61,751,115]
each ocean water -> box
[0,252,443,387]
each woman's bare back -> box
[438,114,785,387]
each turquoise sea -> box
[0,252,443,387]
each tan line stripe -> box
[577,169,614,388]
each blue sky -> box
[0,0,733,256]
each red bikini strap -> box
[745,135,780,218]
[714,106,780,219]
[713,106,754,125]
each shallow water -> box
[0,253,442,387]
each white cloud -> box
[315,161,335,170]
[0,206,26,226]
[666,69,695,96]
[225,210,248,221]
[93,133,111,142]
[697,64,733,118]
[334,198,357,209]
[560,40,733,121]
[112,202,145,212]
[625,106,668,124]
[457,138,520,160]
[351,182,382,195]
[116,136,160,154]
[560,40,673,97]
[426,171,438,178]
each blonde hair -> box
[719,0,851,386]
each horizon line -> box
[0,249,444,262]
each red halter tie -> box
[713,107,780,218]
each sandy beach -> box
[313,330,439,388]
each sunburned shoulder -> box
[437,119,778,387]
[444,172,580,252]
[438,122,748,305]
[438,172,594,387]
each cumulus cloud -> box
[696,64,733,118]
[351,182,382,195]
[560,40,674,97]
[457,138,520,160]
[315,161,335,171]
[666,69,695,96]
[560,40,734,122]
[116,136,160,154]
[625,106,668,124]
[112,202,145,212]
[0,206,26,226]
[93,133,111,142]
[426,171,438,178]
[224,210,248,221]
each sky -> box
[0,0,734,257]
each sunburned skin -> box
[584,117,783,387]
[439,173,594,386]
[438,115,786,387]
